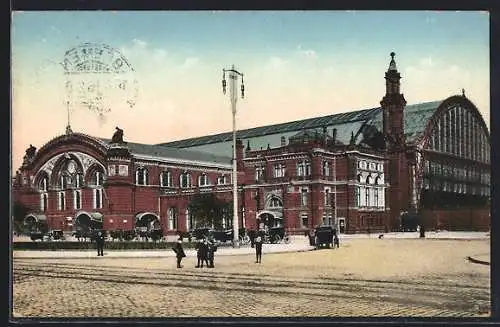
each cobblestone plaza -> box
[12,238,490,318]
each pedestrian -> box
[96,230,105,256]
[195,238,209,268]
[201,238,210,267]
[254,234,263,264]
[333,234,340,248]
[172,238,186,268]
[207,238,217,268]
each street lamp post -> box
[222,65,245,247]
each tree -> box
[188,193,232,229]
[12,201,31,234]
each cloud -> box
[132,38,148,49]
[179,57,200,70]
[266,56,288,69]
[420,56,434,68]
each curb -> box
[467,256,490,266]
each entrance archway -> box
[135,212,161,231]
[24,214,48,233]
[257,210,283,230]
[74,211,103,231]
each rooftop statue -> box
[111,126,124,144]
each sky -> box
[11,11,490,172]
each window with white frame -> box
[374,188,379,207]
[57,191,66,211]
[185,208,190,231]
[255,166,265,181]
[365,187,370,206]
[217,175,228,185]
[160,170,172,187]
[40,193,48,212]
[92,171,104,186]
[324,187,331,206]
[359,187,366,207]
[59,175,68,189]
[268,197,282,209]
[93,188,103,209]
[76,173,84,188]
[301,214,308,228]
[297,160,311,177]
[180,171,192,188]
[39,177,48,192]
[300,188,308,206]
[355,186,360,207]
[198,173,210,187]
[323,161,330,176]
[168,207,177,229]
[135,168,148,185]
[274,163,286,178]
[73,190,82,210]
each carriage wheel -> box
[274,235,282,244]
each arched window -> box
[135,167,148,185]
[92,171,104,186]
[357,174,363,183]
[38,177,48,192]
[180,171,192,188]
[268,197,283,208]
[75,173,84,188]
[59,175,68,189]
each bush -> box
[13,241,197,251]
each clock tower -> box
[380,52,409,231]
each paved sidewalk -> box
[13,241,315,259]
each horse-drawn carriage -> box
[313,225,336,249]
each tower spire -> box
[65,100,73,135]
[388,51,397,71]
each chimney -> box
[281,136,286,147]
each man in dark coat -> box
[195,238,209,268]
[207,238,217,268]
[172,238,186,268]
[96,230,105,256]
[254,233,263,264]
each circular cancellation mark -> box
[63,43,139,119]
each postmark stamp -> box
[63,43,139,121]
